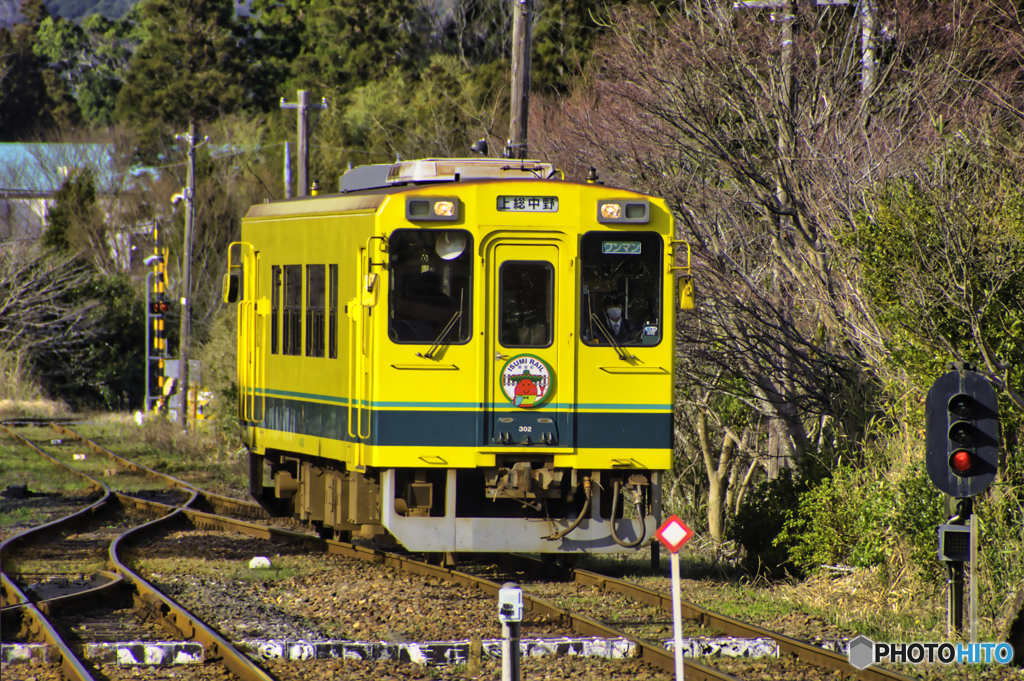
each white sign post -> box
[655,514,695,681]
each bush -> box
[779,466,891,572]
[891,461,944,579]
[195,307,240,439]
[776,454,949,582]
[729,469,807,577]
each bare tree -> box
[530,1,1024,542]
[0,242,101,373]
[536,0,1023,457]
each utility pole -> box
[733,0,848,198]
[734,0,847,476]
[859,0,878,126]
[777,2,796,175]
[284,141,292,199]
[281,90,327,196]
[507,0,533,159]
[175,122,206,430]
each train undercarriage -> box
[250,449,662,554]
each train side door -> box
[487,242,565,445]
[229,242,264,431]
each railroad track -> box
[0,424,277,681]
[2,422,919,681]
[48,423,269,520]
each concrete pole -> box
[177,121,197,430]
[507,0,532,159]
[776,2,796,184]
[284,141,292,199]
[281,91,326,196]
[297,90,309,197]
[860,0,877,127]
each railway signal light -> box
[925,368,1000,497]
[150,299,170,316]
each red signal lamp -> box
[949,450,973,474]
[151,301,169,314]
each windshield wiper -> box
[418,298,463,359]
[589,311,635,361]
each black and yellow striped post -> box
[144,225,170,412]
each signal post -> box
[925,363,1000,641]
[655,514,695,680]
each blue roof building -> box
[0,143,155,268]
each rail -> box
[1,424,279,681]
[572,568,917,681]
[49,423,268,519]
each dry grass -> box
[780,565,970,642]
[0,398,71,420]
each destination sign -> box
[602,241,642,255]
[497,196,559,212]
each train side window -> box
[306,265,325,358]
[329,264,338,359]
[271,265,280,354]
[282,265,302,355]
[580,231,663,347]
[499,262,553,348]
[388,229,473,344]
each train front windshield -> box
[580,231,663,346]
[388,229,473,344]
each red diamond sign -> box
[655,514,694,553]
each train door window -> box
[499,262,553,348]
[271,265,281,354]
[306,264,325,357]
[580,231,662,347]
[388,229,473,344]
[329,264,338,359]
[282,265,302,355]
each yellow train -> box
[225,158,692,554]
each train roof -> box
[339,158,559,193]
[244,158,654,219]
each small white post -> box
[499,582,522,681]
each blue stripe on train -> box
[253,395,671,449]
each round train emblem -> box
[500,354,554,408]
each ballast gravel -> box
[126,528,575,644]
[264,656,670,680]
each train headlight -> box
[406,197,460,221]
[597,199,649,223]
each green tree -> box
[42,167,99,252]
[32,273,145,409]
[847,151,1024,411]
[116,0,246,144]
[0,0,62,139]
[33,13,139,127]
[246,0,421,106]
[309,54,509,183]
[531,0,616,93]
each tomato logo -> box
[500,354,554,408]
